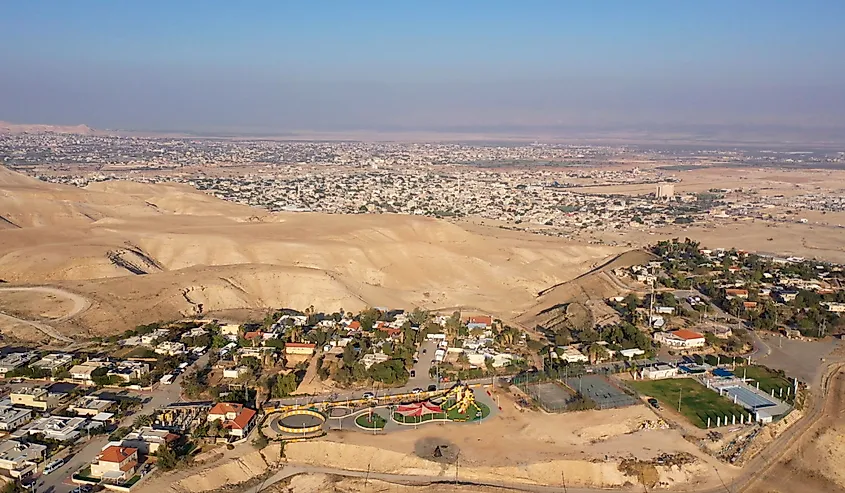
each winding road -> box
[0,286,90,343]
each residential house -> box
[90,446,138,482]
[283,342,315,357]
[466,316,493,330]
[120,427,179,455]
[653,329,706,349]
[360,352,390,369]
[31,353,73,373]
[69,396,115,417]
[206,403,257,439]
[0,352,39,377]
[155,341,186,356]
[0,400,33,431]
[725,289,749,300]
[558,346,589,363]
[20,416,87,442]
[220,324,241,338]
[70,360,110,384]
[9,386,61,411]
[108,361,150,382]
[222,366,250,379]
[823,302,845,313]
[0,440,46,478]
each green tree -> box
[155,444,179,471]
[272,373,299,398]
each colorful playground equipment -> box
[446,384,482,418]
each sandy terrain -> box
[0,166,619,337]
[282,389,735,491]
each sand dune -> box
[0,166,619,337]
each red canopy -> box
[396,401,443,417]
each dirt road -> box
[0,286,90,343]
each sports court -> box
[721,386,776,409]
[523,381,574,411]
[566,375,637,409]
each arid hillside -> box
[0,166,620,339]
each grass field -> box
[735,365,795,399]
[355,412,386,429]
[631,378,748,428]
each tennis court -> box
[722,386,776,409]
[523,381,574,411]
[566,375,637,409]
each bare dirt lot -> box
[282,387,736,490]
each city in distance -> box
[1,2,845,493]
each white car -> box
[362,392,375,399]
[44,458,64,475]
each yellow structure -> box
[446,384,481,417]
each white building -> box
[155,341,186,356]
[0,440,46,478]
[641,364,678,380]
[653,330,706,349]
[0,400,33,431]
[31,353,73,372]
[19,416,87,442]
[558,346,589,363]
[0,351,39,377]
[108,361,150,382]
[360,352,390,370]
[69,360,110,384]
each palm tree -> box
[587,344,609,365]
[133,413,153,429]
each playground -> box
[262,384,496,438]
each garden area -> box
[355,411,387,429]
[631,378,748,428]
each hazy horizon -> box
[2,1,845,136]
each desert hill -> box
[0,121,95,135]
[0,165,622,339]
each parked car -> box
[647,398,660,409]
[412,388,423,394]
[427,384,437,392]
[409,370,416,377]
[44,458,64,475]
[362,392,375,399]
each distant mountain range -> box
[0,121,96,135]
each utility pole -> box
[678,387,682,412]
[561,469,568,493]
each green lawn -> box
[630,378,748,429]
[355,412,386,429]
[444,400,491,422]
[734,365,794,399]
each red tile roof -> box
[467,316,492,326]
[348,321,361,330]
[100,446,137,464]
[244,331,262,340]
[209,402,244,416]
[225,407,257,430]
[671,329,705,341]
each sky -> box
[1,1,844,135]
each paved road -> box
[0,286,91,343]
[36,353,207,493]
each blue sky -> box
[1,1,844,133]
